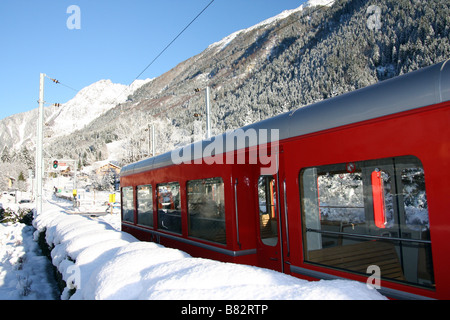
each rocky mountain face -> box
[1,0,449,189]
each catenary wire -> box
[133,0,216,81]
[43,0,216,106]
[48,0,334,111]
[137,0,336,100]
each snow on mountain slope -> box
[306,0,335,7]
[48,79,151,138]
[0,109,38,151]
[207,0,335,52]
[0,79,151,152]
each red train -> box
[120,60,450,299]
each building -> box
[95,162,121,177]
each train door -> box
[362,157,434,286]
[256,173,284,272]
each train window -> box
[300,156,434,289]
[187,177,226,244]
[121,186,134,223]
[258,176,278,246]
[137,185,153,227]
[157,182,182,234]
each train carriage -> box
[120,60,450,299]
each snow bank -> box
[0,222,58,299]
[32,200,386,300]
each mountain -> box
[1,0,449,189]
[0,78,150,190]
[111,0,449,162]
[0,79,150,151]
[46,79,151,139]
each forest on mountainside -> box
[126,0,449,150]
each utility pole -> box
[147,123,151,157]
[152,124,155,157]
[36,73,45,216]
[145,124,156,157]
[205,86,211,139]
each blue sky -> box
[0,0,309,120]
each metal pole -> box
[205,86,211,139]
[73,159,77,207]
[36,73,45,216]
[152,124,155,157]
[147,123,151,157]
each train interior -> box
[300,155,435,289]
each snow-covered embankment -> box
[32,200,387,300]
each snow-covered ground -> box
[0,192,386,300]
[0,194,59,299]
[0,222,59,299]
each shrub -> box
[0,207,33,225]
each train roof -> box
[121,59,450,178]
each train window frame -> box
[121,186,135,224]
[299,155,434,289]
[187,177,226,245]
[137,184,153,228]
[257,175,278,246]
[157,182,182,234]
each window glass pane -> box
[317,171,365,225]
[122,186,134,223]
[157,182,181,234]
[187,178,226,244]
[401,168,429,232]
[300,156,434,289]
[137,185,153,227]
[258,176,278,246]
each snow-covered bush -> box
[0,207,33,225]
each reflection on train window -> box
[258,176,278,246]
[137,185,153,227]
[122,186,134,223]
[157,182,181,234]
[187,177,226,244]
[300,156,434,289]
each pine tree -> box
[1,146,11,163]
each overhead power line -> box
[46,75,79,93]
[44,74,116,106]
[134,0,216,80]
[137,0,336,103]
